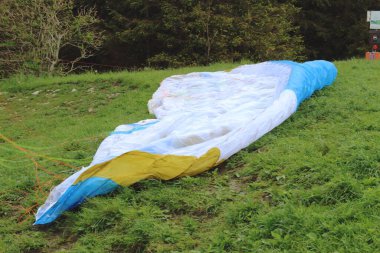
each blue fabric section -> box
[275,60,337,106]
[139,147,163,154]
[110,121,158,135]
[140,138,176,154]
[34,177,118,225]
[35,60,337,225]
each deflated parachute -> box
[35,60,337,224]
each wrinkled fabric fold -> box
[35,60,337,225]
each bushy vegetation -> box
[2,0,380,77]
[0,59,379,252]
[0,0,104,77]
[1,0,306,77]
[83,0,305,68]
[296,0,379,60]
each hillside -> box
[0,60,379,252]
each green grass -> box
[0,59,379,252]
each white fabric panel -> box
[35,62,297,222]
[89,62,295,164]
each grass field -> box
[0,60,379,252]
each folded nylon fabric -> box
[35,60,337,224]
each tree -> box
[295,0,380,60]
[80,0,305,69]
[0,0,104,77]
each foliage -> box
[79,0,305,68]
[2,0,379,75]
[295,0,380,60]
[0,59,379,252]
[0,0,104,77]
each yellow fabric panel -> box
[74,148,220,186]
[177,148,221,177]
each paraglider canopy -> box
[35,60,337,225]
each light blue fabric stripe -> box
[35,60,337,225]
[274,60,337,106]
[110,121,158,135]
[34,177,119,225]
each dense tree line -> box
[296,0,380,60]
[82,0,305,69]
[1,0,379,77]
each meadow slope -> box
[0,60,379,252]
